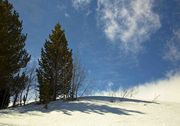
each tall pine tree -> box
[37,23,73,103]
[0,0,30,109]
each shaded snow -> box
[0,96,180,126]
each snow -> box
[0,96,180,126]
[0,73,180,126]
[94,72,180,103]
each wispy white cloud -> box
[72,0,161,54]
[65,12,70,18]
[72,0,91,9]
[97,0,161,53]
[107,81,114,88]
[163,29,180,63]
[86,9,92,16]
[56,4,66,11]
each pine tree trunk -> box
[13,93,18,107]
[53,78,56,101]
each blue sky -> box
[9,0,180,91]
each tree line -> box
[0,0,86,109]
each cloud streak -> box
[72,0,91,9]
[163,29,180,63]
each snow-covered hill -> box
[0,96,180,126]
[94,72,180,103]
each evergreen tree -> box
[0,0,30,109]
[37,23,73,103]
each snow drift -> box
[94,72,180,103]
[132,72,180,103]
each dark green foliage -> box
[0,89,10,108]
[37,23,73,103]
[0,0,30,109]
[42,82,50,109]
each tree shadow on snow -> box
[0,96,148,116]
[79,96,157,104]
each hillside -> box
[0,96,180,126]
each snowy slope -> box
[94,73,180,103]
[0,96,180,126]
